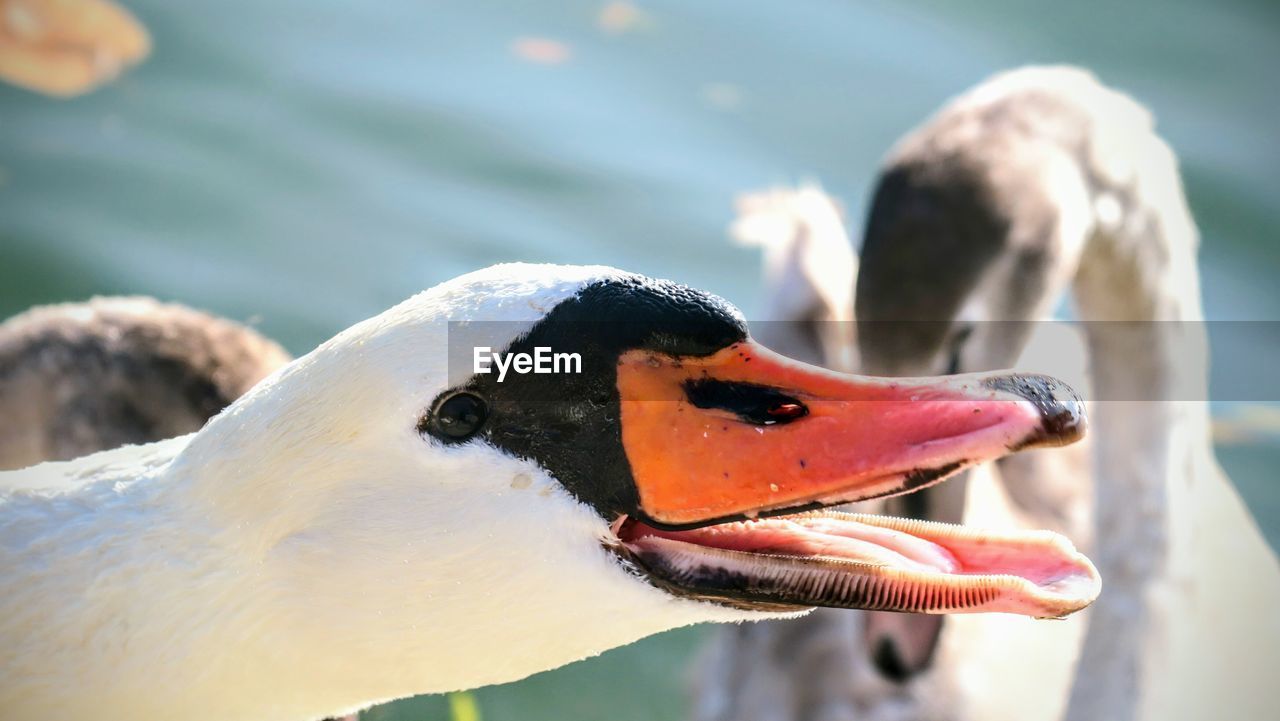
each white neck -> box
[2,440,736,721]
[1063,130,1220,721]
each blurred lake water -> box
[2,1,1277,719]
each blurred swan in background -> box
[700,185,1092,721]
[0,298,361,721]
[0,0,149,96]
[699,65,1280,721]
[859,64,1280,721]
[0,297,288,470]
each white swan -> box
[0,297,289,470]
[0,263,1096,721]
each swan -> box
[0,263,1096,721]
[700,66,1279,721]
[857,65,1280,721]
[694,185,1075,721]
[0,296,290,470]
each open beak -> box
[612,340,1098,618]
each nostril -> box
[683,379,810,426]
[983,373,1087,447]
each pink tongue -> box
[794,517,960,573]
[635,518,960,574]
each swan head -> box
[158,263,1093,705]
[856,64,1188,377]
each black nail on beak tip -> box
[983,374,1087,448]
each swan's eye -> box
[423,392,488,442]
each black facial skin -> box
[422,274,748,522]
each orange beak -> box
[618,340,1082,528]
